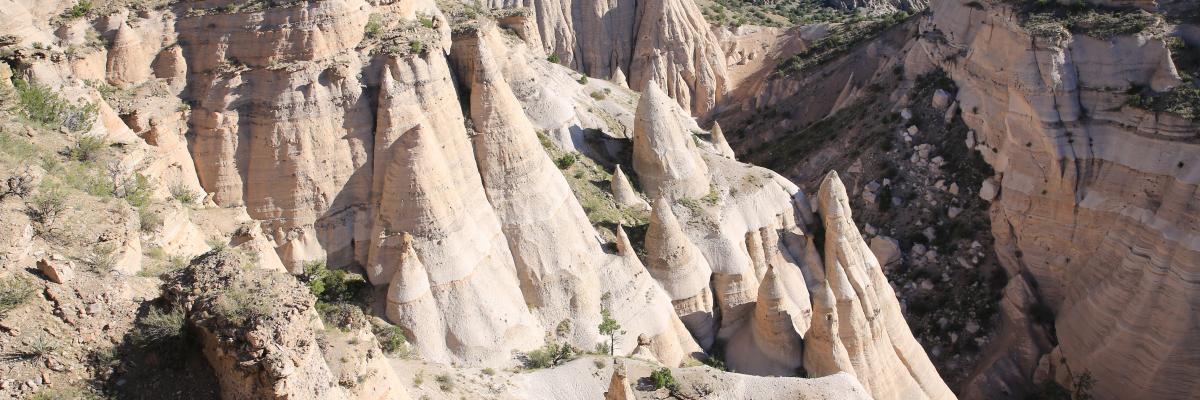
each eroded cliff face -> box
[0,0,963,397]
[485,0,729,114]
[914,0,1200,398]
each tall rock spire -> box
[807,171,956,400]
[710,122,736,159]
[451,26,604,345]
[367,121,542,366]
[106,22,151,87]
[603,222,705,366]
[748,265,806,374]
[646,197,716,348]
[632,83,712,201]
[612,164,650,210]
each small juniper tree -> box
[598,308,621,356]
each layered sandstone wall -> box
[916,1,1200,398]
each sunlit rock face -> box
[919,1,1200,398]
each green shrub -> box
[213,283,272,325]
[522,342,575,369]
[555,153,577,169]
[555,319,571,337]
[364,13,383,38]
[301,260,366,303]
[170,183,199,204]
[11,334,59,362]
[409,41,425,55]
[0,276,37,318]
[13,79,96,132]
[1067,9,1159,40]
[650,367,680,393]
[121,174,152,208]
[27,184,67,225]
[547,54,560,64]
[316,302,366,331]
[131,307,186,347]
[139,253,190,278]
[435,374,454,391]
[62,0,93,19]
[90,243,118,272]
[138,206,162,233]
[589,91,606,101]
[577,75,588,84]
[1128,85,1200,121]
[374,324,410,355]
[68,136,106,162]
[418,14,435,29]
[876,184,894,212]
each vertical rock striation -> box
[629,0,729,114]
[451,25,604,346]
[485,0,728,114]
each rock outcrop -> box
[163,252,351,399]
[182,0,376,269]
[0,0,971,396]
[384,234,450,362]
[628,0,729,114]
[724,265,805,376]
[605,224,704,366]
[604,367,636,400]
[105,23,152,87]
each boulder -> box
[37,257,75,284]
[948,207,963,219]
[932,89,953,109]
[604,367,635,400]
[979,178,998,202]
[869,236,902,267]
